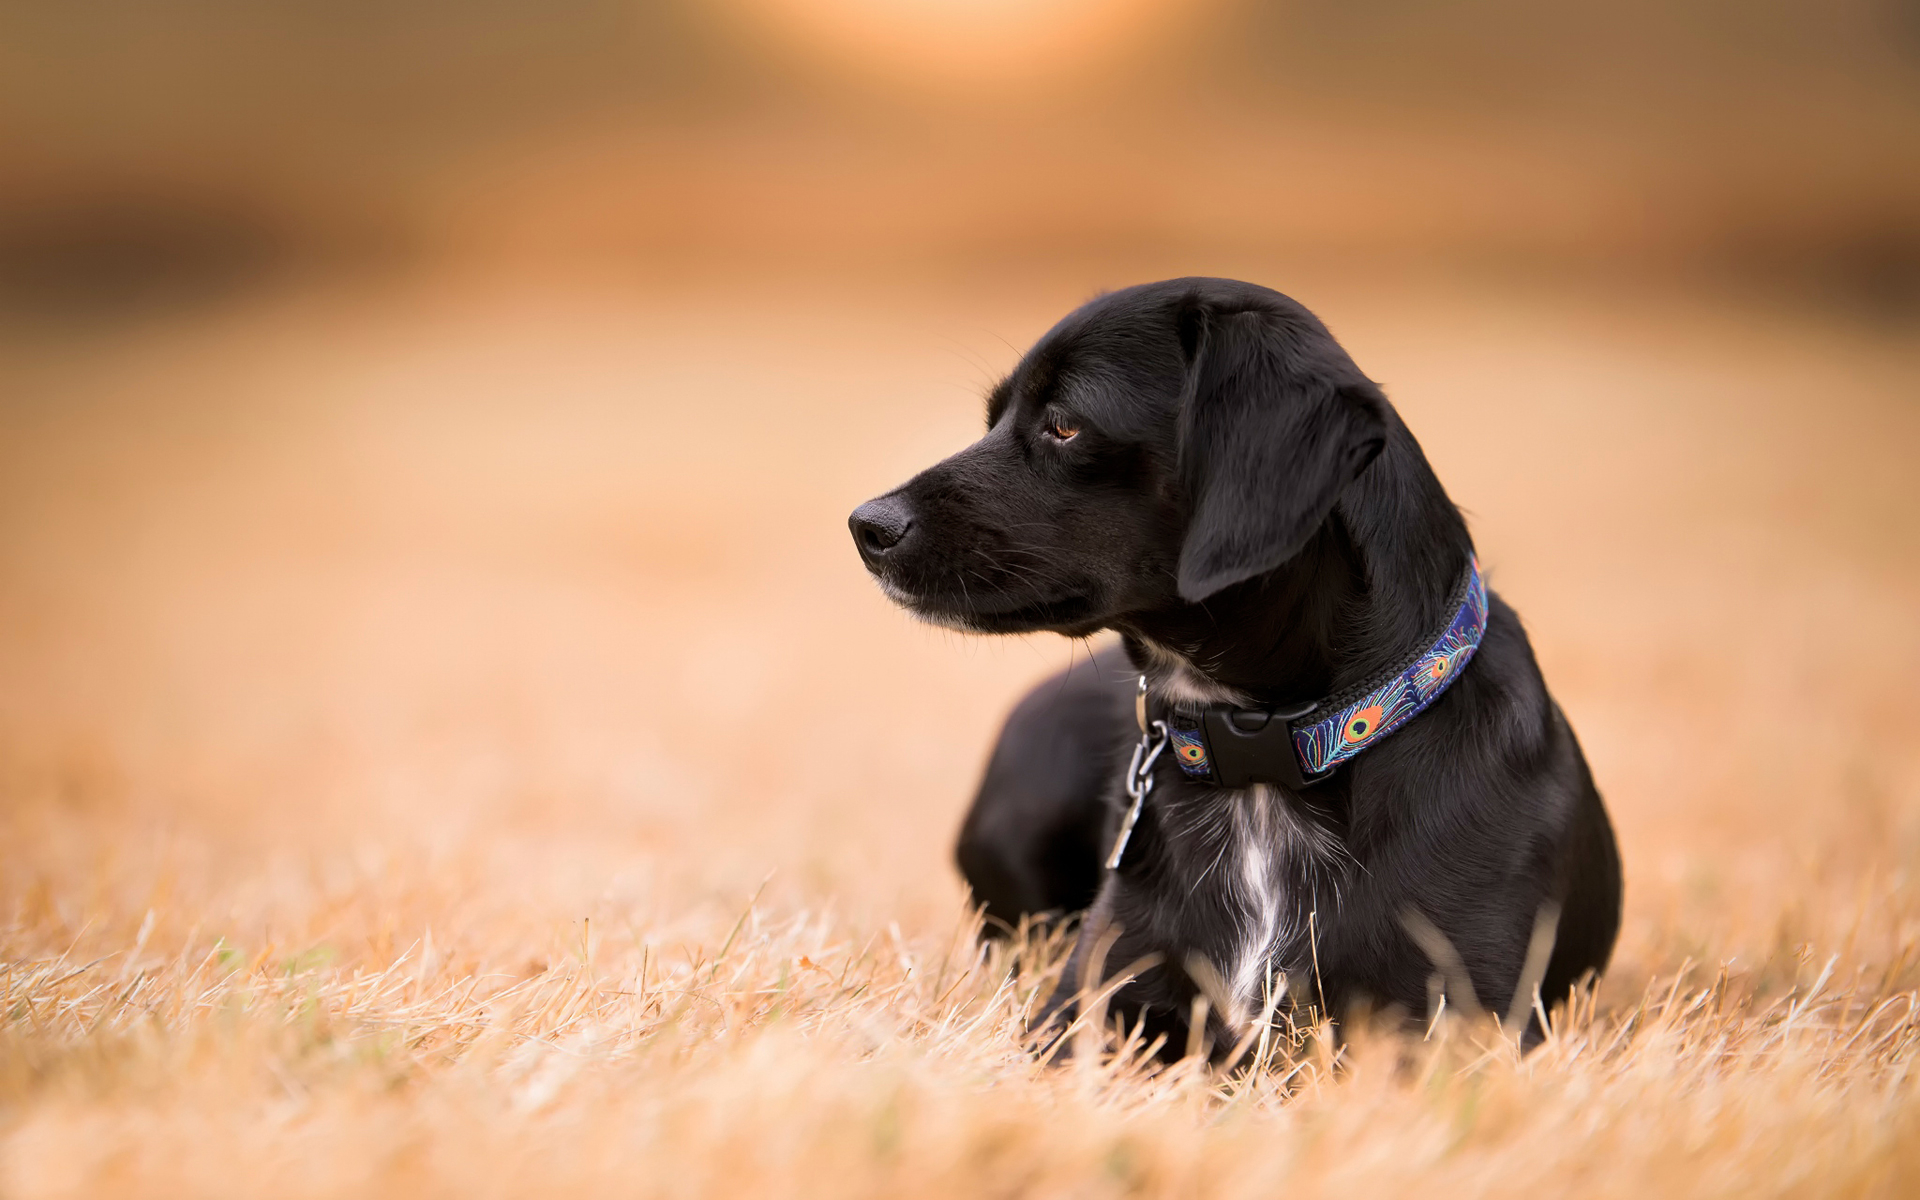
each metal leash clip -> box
[1108,677,1169,870]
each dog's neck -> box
[1118,422,1473,710]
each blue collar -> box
[1152,554,1488,791]
[1106,555,1487,869]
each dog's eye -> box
[1045,416,1080,442]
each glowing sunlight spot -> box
[722,0,1199,88]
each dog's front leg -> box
[1033,880,1193,1063]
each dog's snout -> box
[850,497,914,562]
[851,502,912,560]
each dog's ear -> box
[1175,305,1387,602]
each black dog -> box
[850,278,1620,1051]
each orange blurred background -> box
[1,0,1917,960]
[4,10,1920,1194]
[3,0,1917,307]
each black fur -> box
[850,278,1621,1053]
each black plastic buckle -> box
[1196,701,1333,790]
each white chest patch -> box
[1131,642,1346,1025]
[1228,787,1287,1013]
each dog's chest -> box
[1147,783,1339,1020]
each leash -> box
[1105,554,1487,870]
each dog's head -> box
[850,278,1388,637]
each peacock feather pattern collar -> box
[1160,555,1488,787]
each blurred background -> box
[1,0,1917,973]
[4,0,1920,305]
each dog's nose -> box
[850,497,914,562]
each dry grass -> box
[2,269,1918,1197]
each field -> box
[2,268,1918,1197]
